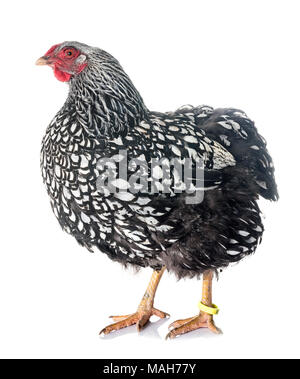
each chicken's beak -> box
[35,56,49,66]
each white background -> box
[0,0,299,359]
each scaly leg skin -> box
[166,270,222,339]
[99,267,169,336]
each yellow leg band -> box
[198,302,219,315]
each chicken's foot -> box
[100,267,169,335]
[166,270,222,339]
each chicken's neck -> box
[65,64,149,139]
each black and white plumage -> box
[40,41,278,279]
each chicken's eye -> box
[65,49,74,58]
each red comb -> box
[44,43,61,56]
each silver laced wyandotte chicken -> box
[37,41,278,339]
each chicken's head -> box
[36,42,88,82]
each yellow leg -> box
[166,270,222,339]
[100,267,169,335]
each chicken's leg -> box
[166,270,222,339]
[100,267,169,335]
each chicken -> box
[36,41,278,339]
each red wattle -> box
[53,66,72,82]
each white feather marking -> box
[171,145,181,156]
[227,250,241,256]
[81,212,90,223]
[256,180,267,189]
[238,230,250,236]
[111,179,130,190]
[184,135,198,144]
[114,192,135,201]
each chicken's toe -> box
[100,307,169,336]
[166,313,222,339]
